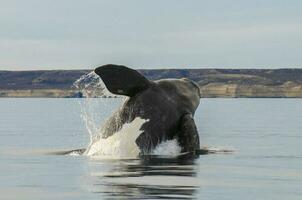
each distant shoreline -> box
[1,85,302,98]
[0,69,302,98]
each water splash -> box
[73,71,110,98]
[152,139,181,156]
[73,72,144,158]
[73,72,120,150]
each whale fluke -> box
[94,64,150,97]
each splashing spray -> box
[73,72,114,150]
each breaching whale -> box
[89,64,202,155]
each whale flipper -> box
[47,148,86,155]
[94,64,150,97]
[177,114,200,153]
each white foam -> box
[85,117,148,159]
[201,146,236,154]
[152,139,182,156]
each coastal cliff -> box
[200,82,302,98]
[1,68,302,98]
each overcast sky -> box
[0,0,301,70]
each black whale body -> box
[93,64,201,155]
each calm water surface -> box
[0,98,301,199]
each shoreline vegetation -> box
[0,68,302,98]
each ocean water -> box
[0,98,301,199]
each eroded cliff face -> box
[200,82,302,98]
[0,89,79,98]
[1,83,301,98]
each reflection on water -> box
[88,156,199,199]
[1,98,302,200]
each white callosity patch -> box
[152,139,182,156]
[85,117,148,159]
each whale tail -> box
[45,148,86,156]
[94,64,150,97]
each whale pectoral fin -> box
[94,64,150,97]
[48,148,86,155]
[177,114,200,153]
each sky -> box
[0,0,301,70]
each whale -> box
[87,64,202,155]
